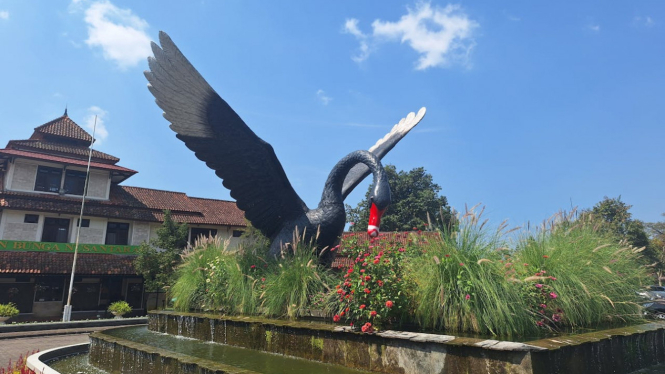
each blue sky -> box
[0,0,663,228]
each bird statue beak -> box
[368,203,386,238]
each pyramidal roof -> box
[31,109,93,145]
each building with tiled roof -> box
[0,111,247,320]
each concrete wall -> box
[5,159,110,199]
[131,222,150,245]
[9,160,38,191]
[76,218,107,244]
[0,210,40,241]
[87,171,109,199]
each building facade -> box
[0,111,247,320]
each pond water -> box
[51,325,370,374]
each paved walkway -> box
[0,325,138,368]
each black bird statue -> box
[145,31,426,266]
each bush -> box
[513,212,647,329]
[108,301,132,315]
[0,302,19,318]
[408,211,534,336]
[1,351,38,374]
[331,234,410,332]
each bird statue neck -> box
[319,150,383,208]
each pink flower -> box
[552,314,561,322]
[465,294,471,300]
[535,284,543,289]
[539,304,547,309]
[459,263,465,267]
[398,247,405,252]
[250,265,256,269]
[536,320,544,327]
[370,311,377,317]
[549,292,558,299]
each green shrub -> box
[513,212,648,329]
[331,234,410,332]
[0,302,19,318]
[408,211,534,336]
[259,239,335,319]
[108,301,132,315]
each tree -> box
[646,214,665,284]
[133,210,189,292]
[587,196,650,249]
[346,165,454,232]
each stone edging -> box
[26,343,89,374]
[0,317,147,334]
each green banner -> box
[0,240,140,255]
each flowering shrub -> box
[1,351,38,374]
[520,270,563,330]
[332,235,410,331]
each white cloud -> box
[344,2,478,70]
[588,24,600,32]
[82,1,151,69]
[85,106,109,145]
[343,18,371,63]
[316,89,333,105]
[0,11,9,20]
[634,16,655,27]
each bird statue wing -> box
[145,31,308,239]
[341,107,426,200]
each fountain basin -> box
[145,311,665,374]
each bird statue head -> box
[367,173,391,238]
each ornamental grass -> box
[171,207,648,338]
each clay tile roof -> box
[7,140,120,163]
[0,252,137,275]
[116,186,198,212]
[0,186,247,227]
[33,114,93,143]
[330,231,441,269]
[189,197,247,226]
[0,149,136,174]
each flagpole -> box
[63,115,97,322]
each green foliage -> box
[133,210,189,292]
[588,196,650,249]
[108,301,132,315]
[0,302,19,317]
[408,212,532,336]
[346,165,454,232]
[259,240,335,318]
[170,233,333,319]
[331,235,411,331]
[515,212,648,329]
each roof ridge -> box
[33,114,93,143]
[119,185,189,195]
[189,196,237,203]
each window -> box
[191,228,217,241]
[24,214,39,224]
[77,219,90,228]
[34,276,65,302]
[34,166,62,193]
[41,217,70,243]
[232,230,244,238]
[106,222,130,245]
[63,170,87,195]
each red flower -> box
[337,289,344,294]
[360,269,366,273]
[543,255,549,258]
[459,263,465,267]
[377,280,384,287]
[364,288,371,294]
[385,300,394,308]
[552,314,561,322]
[261,278,266,282]
[333,315,341,322]
[465,294,470,300]
[347,268,354,274]
[359,304,366,310]
[523,263,529,266]
[536,320,544,327]
[370,311,377,317]
[539,304,547,309]
[365,276,371,281]
[445,254,450,258]
[373,259,380,264]
[250,265,256,269]
[398,247,405,252]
